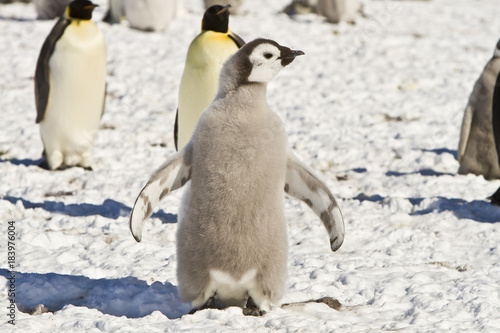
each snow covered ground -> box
[1,0,500,331]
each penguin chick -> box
[34,0,73,20]
[35,0,106,170]
[458,39,500,179]
[174,4,245,150]
[130,38,345,316]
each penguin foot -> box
[242,297,266,316]
[188,296,216,314]
[38,159,50,170]
[489,187,500,206]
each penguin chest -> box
[42,21,106,148]
[177,31,239,148]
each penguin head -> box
[202,5,231,33]
[219,39,304,92]
[66,0,99,20]
[243,38,304,84]
[495,39,500,58]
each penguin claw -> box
[188,296,216,314]
[242,297,266,316]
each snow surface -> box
[1,0,500,332]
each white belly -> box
[40,20,106,169]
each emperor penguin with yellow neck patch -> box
[174,4,244,150]
[35,0,106,170]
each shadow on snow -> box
[0,269,189,319]
[1,196,177,223]
[354,194,500,223]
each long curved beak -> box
[216,4,231,15]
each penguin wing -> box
[458,104,474,163]
[130,144,193,242]
[493,71,500,162]
[228,31,245,48]
[285,150,345,251]
[35,17,71,123]
[174,109,179,151]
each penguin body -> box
[458,39,500,179]
[130,39,345,315]
[35,0,106,170]
[317,0,360,24]
[124,0,179,31]
[175,5,244,150]
[34,0,72,20]
[104,0,183,31]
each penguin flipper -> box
[130,144,193,242]
[458,104,474,163]
[285,150,345,251]
[228,31,245,48]
[492,71,500,162]
[34,17,71,123]
[174,108,179,151]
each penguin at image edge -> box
[458,39,500,180]
[35,0,106,170]
[174,4,245,150]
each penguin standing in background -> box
[488,43,500,205]
[34,0,72,20]
[317,0,360,24]
[174,4,244,150]
[458,39,500,180]
[130,38,344,315]
[35,0,106,170]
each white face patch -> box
[247,43,285,83]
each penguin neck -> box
[217,82,269,117]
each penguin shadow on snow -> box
[0,269,190,319]
[355,194,500,223]
[1,196,176,223]
[0,157,44,167]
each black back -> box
[35,17,71,123]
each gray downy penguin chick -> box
[458,39,500,179]
[35,0,106,170]
[129,38,345,316]
[34,0,72,20]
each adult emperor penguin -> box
[317,0,360,24]
[458,39,500,179]
[130,38,345,315]
[35,0,106,170]
[174,4,245,150]
[204,0,243,15]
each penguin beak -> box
[216,4,231,15]
[278,49,305,66]
[84,4,99,10]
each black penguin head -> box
[201,5,231,33]
[67,0,98,20]
[219,38,304,90]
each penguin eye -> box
[264,53,273,59]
